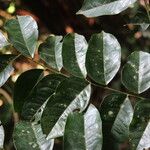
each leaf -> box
[13,121,54,150]
[77,0,137,17]
[39,35,63,71]
[129,100,150,150]
[21,74,66,120]
[122,51,150,94]
[0,121,4,149]
[62,33,88,78]
[5,15,38,57]
[86,31,121,85]
[13,69,44,114]
[0,32,9,48]
[64,104,102,150]
[100,93,133,147]
[0,54,16,87]
[41,77,91,139]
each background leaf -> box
[77,0,137,17]
[122,51,150,94]
[0,32,9,48]
[39,35,63,71]
[64,104,102,150]
[62,33,88,78]
[5,15,38,57]
[0,54,16,87]
[41,77,91,139]
[86,31,121,85]
[0,121,4,149]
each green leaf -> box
[0,32,9,48]
[0,121,4,149]
[122,51,150,94]
[86,31,121,85]
[13,121,54,150]
[0,54,16,87]
[41,77,91,139]
[21,74,66,120]
[39,35,63,71]
[77,0,137,17]
[13,69,44,114]
[62,33,88,78]
[5,16,38,57]
[100,93,133,147]
[129,100,150,150]
[64,104,102,150]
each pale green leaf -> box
[0,32,9,48]
[0,121,4,149]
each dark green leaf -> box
[13,121,54,150]
[122,51,150,94]
[5,16,38,57]
[86,31,121,85]
[0,121,4,149]
[39,35,63,71]
[21,74,66,120]
[64,104,102,150]
[41,77,91,138]
[0,32,9,48]
[129,100,150,150]
[13,69,44,114]
[77,0,137,17]
[62,33,88,78]
[0,54,16,87]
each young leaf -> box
[13,69,44,114]
[100,93,133,147]
[41,77,91,139]
[0,121,4,149]
[39,35,63,71]
[5,16,38,57]
[64,104,102,150]
[77,0,137,17]
[21,74,66,120]
[122,51,150,94]
[0,54,16,87]
[129,100,150,150]
[86,31,121,85]
[0,32,9,48]
[62,33,88,78]
[13,121,54,150]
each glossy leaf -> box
[86,31,121,85]
[129,100,150,150]
[41,77,91,139]
[21,74,66,120]
[0,32,9,48]
[5,16,38,57]
[64,104,102,150]
[62,33,88,78]
[100,93,133,147]
[13,69,44,114]
[77,0,137,17]
[0,54,16,87]
[39,35,63,71]
[0,121,4,149]
[13,121,54,150]
[122,51,150,94]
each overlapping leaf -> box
[0,54,16,87]
[122,51,150,94]
[86,31,121,85]
[5,15,38,57]
[0,121,4,149]
[39,35,63,71]
[129,100,150,150]
[64,104,102,150]
[62,33,88,78]
[41,77,91,139]
[0,32,9,48]
[77,0,137,17]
